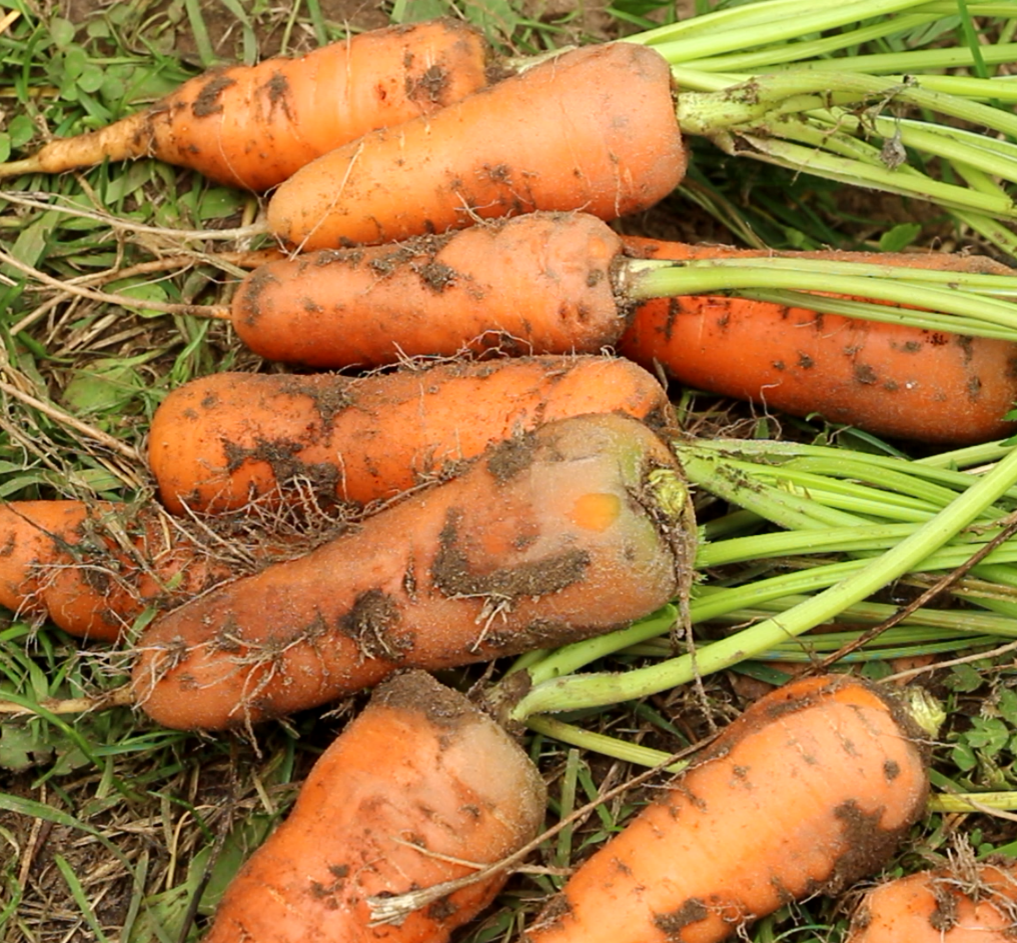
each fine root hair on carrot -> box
[0,18,491,190]
[202,669,547,943]
[0,498,332,642]
[845,854,1017,942]
[229,213,629,368]
[266,41,685,248]
[130,412,695,731]
[522,673,932,943]
[147,354,673,515]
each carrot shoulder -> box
[231,214,627,366]
[148,355,672,515]
[131,412,694,730]
[3,19,489,191]
[266,41,685,248]
[204,670,546,943]
[618,237,1017,445]
[0,500,235,642]
[845,861,1017,942]
[524,673,931,943]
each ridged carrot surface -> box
[619,237,1017,444]
[148,355,672,514]
[524,673,930,943]
[3,19,489,190]
[267,42,685,248]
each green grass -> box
[2,1,1017,941]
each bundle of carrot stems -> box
[6,0,1017,939]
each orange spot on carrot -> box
[570,493,621,532]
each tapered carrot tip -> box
[203,670,547,943]
[524,674,931,943]
[0,157,43,179]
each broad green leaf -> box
[49,17,75,47]
[62,354,152,415]
[965,717,1012,756]
[196,187,246,221]
[878,222,923,253]
[8,114,37,149]
[79,63,106,94]
[0,724,53,772]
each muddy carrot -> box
[204,669,546,943]
[147,355,671,515]
[617,235,1017,445]
[845,860,1017,942]
[230,212,628,367]
[130,412,694,731]
[522,673,932,943]
[0,500,237,642]
[0,19,490,191]
[266,41,686,249]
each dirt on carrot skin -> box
[148,354,673,516]
[132,412,691,731]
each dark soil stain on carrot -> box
[192,72,238,117]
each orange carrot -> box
[618,236,1017,445]
[0,500,236,642]
[846,860,1017,942]
[130,412,693,730]
[523,673,931,943]
[266,42,685,249]
[203,669,546,943]
[231,212,627,367]
[148,355,672,515]
[0,19,490,191]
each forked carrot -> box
[148,355,672,514]
[0,19,490,191]
[618,236,1017,444]
[523,673,931,943]
[130,412,693,730]
[266,41,686,248]
[203,669,546,943]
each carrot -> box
[148,354,672,515]
[845,860,1017,942]
[0,500,236,642]
[618,236,1017,445]
[231,212,628,367]
[203,669,546,943]
[266,41,685,249]
[523,673,931,943]
[0,19,490,191]
[130,412,693,730]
